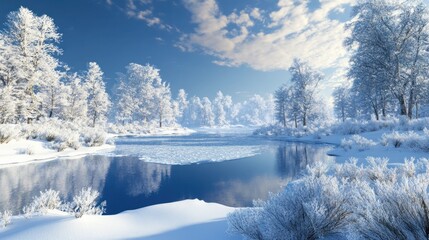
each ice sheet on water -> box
[112,134,266,165]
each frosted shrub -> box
[0,125,18,144]
[354,178,429,239]
[228,207,264,240]
[82,128,106,147]
[228,170,351,239]
[341,135,376,151]
[340,138,353,150]
[18,146,35,155]
[0,210,11,228]
[23,189,62,217]
[229,158,429,240]
[381,131,428,150]
[71,187,105,218]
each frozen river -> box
[0,132,335,215]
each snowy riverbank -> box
[0,139,114,167]
[255,118,429,165]
[0,199,240,240]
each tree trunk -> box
[372,104,379,121]
[303,112,307,127]
[408,88,415,119]
[398,95,408,117]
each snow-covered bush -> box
[228,166,351,239]
[0,210,11,228]
[18,147,35,155]
[0,125,18,144]
[23,189,62,217]
[381,130,429,151]
[340,135,377,151]
[229,158,429,240]
[70,187,105,218]
[330,119,397,135]
[253,124,321,138]
[82,128,106,147]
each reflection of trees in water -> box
[0,156,171,214]
[110,158,171,197]
[209,144,333,208]
[276,143,332,179]
[0,156,111,214]
[209,176,287,207]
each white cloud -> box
[179,0,355,74]
[110,0,172,30]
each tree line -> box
[0,7,109,127]
[0,7,275,129]
[275,0,429,127]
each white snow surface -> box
[109,126,196,137]
[112,126,264,165]
[0,139,114,168]
[261,127,429,165]
[0,199,240,240]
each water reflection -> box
[0,156,171,215]
[0,137,334,215]
[276,143,332,178]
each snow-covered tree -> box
[289,59,322,127]
[240,94,274,126]
[2,7,62,122]
[176,89,188,122]
[0,86,16,123]
[213,91,228,126]
[154,82,175,128]
[115,63,176,127]
[275,85,291,127]
[201,97,215,126]
[85,62,110,127]
[346,0,429,119]
[183,96,203,126]
[333,83,354,122]
[62,73,89,124]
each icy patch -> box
[137,145,260,164]
[112,134,266,165]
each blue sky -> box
[0,0,355,101]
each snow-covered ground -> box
[109,126,196,137]
[0,138,114,167]
[109,125,266,165]
[0,199,240,240]
[266,129,428,165]
[256,118,429,166]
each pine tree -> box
[85,62,110,127]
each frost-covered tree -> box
[346,0,429,119]
[176,89,188,122]
[115,63,176,127]
[213,91,229,126]
[333,83,354,122]
[240,94,274,126]
[183,96,203,126]
[0,86,16,123]
[62,73,89,124]
[85,62,110,127]
[38,65,66,119]
[201,97,215,126]
[289,59,322,127]
[2,7,62,122]
[154,82,175,128]
[275,85,291,127]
